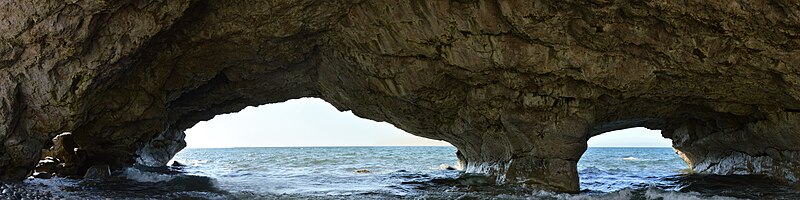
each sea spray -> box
[123,167,176,182]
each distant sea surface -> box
[23,147,800,199]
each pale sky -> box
[587,127,672,147]
[184,98,672,148]
[184,98,451,148]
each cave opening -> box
[578,127,690,192]
[167,97,460,195]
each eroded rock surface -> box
[37,132,87,177]
[1,0,799,192]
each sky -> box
[184,98,672,148]
[586,127,671,147]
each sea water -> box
[19,147,800,199]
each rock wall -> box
[0,0,193,179]
[1,0,799,192]
[670,111,800,182]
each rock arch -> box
[1,0,799,192]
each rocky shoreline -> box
[0,181,55,200]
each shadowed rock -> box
[84,165,111,180]
[1,0,799,192]
[170,161,186,167]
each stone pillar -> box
[451,108,591,192]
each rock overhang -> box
[0,0,799,192]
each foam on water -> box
[526,187,744,200]
[642,188,740,200]
[622,157,640,161]
[123,168,176,182]
[464,159,513,184]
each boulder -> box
[83,165,111,180]
[33,159,58,176]
[170,161,186,167]
[32,172,51,179]
[45,133,78,164]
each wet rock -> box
[33,159,58,176]
[440,164,457,170]
[455,173,492,186]
[429,173,493,187]
[32,172,51,179]
[355,169,370,173]
[170,161,186,167]
[44,133,78,164]
[430,178,457,185]
[84,165,111,180]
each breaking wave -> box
[123,168,176,182]
[622,156,640,161]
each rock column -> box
[450,107,592,192]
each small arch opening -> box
[579,127,689,192]
[166,97,459,196]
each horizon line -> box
[184,145,454,149]
[183,145,672,149]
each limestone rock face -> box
[1,0,799,192]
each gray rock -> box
[31,172,51,179]
[33,160,58,176]
[170,161,186,167]
[456,173,492,186]
[83,165,111,180]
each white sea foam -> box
[168,159,208,166]
[530,187,741,200]
[622,157,640,161]
[123,168,176,182]
[532,188,635,200]
[438,164,462,170]
[643,187,741,200]
[23,176,76,194]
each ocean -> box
[17,147,800,199]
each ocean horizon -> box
[183,146,675,149]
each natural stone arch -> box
[1,0,800,193]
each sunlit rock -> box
[37,133,86,177]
